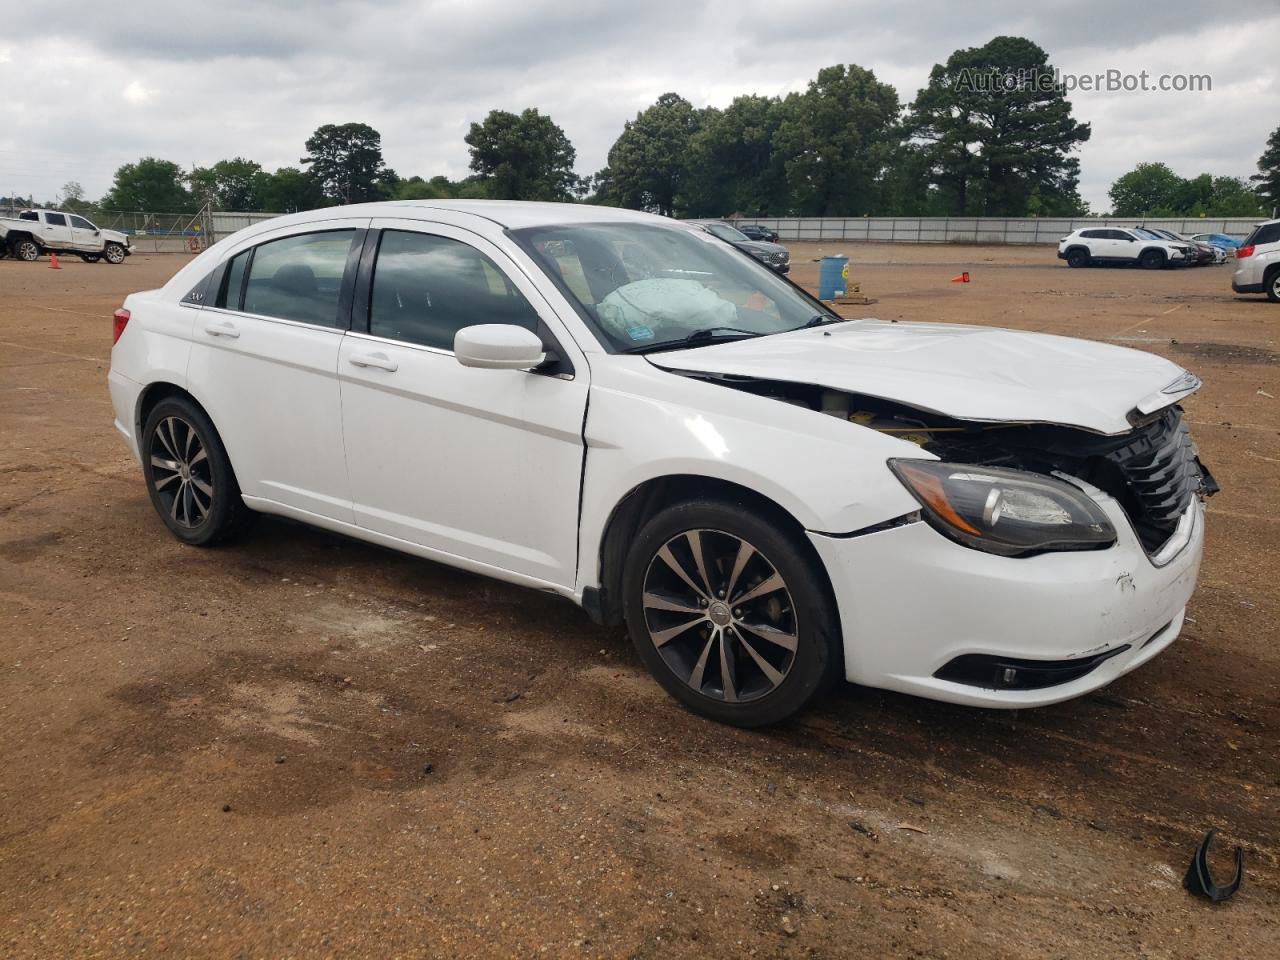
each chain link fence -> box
[0,202,283,254]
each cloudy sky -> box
[1,0,1275,212]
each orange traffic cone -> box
[49,251,61,270]
[950,271,969,283]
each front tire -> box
[622,498,841,727]
[141,397,251,546]
[1139,249,1166,270]
[103,242,126,264]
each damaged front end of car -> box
[679,372,1218,559]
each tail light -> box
[112,308,130,345]
[1236,244,1254,259]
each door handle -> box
[203,320,240,339]
[348,351,398,372]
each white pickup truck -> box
[0,209,132,263]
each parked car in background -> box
[1057,227,1192,269]
[687,219,790,274]
[1190,232,1242,253]
[737,223,780,243]
[1231,219,1280,303]
[0,209,132,263]
[110,200,1213,726]
[1143,228,1222,265]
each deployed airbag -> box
[597,279,735,342]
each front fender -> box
[576,358,924,594]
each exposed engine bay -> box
[689,373,1219,554]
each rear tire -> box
[1066,248,1090,268]
[622,498,841,727]
[1267,268,1280,304]
[1139,249,1166,270]
[103,242,126,264]
[11,238,40,261]
[141,396,252,546]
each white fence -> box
[210,210,282,243]
[732,216,1265,245]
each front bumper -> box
[809,494,1204,708]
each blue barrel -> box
[818,255,849,300]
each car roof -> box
[256,199,675,232]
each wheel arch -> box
[134,381,242,482]
[586,473,831,627]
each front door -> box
[68,215,100,252]
[338,220,589,588]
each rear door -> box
[39,212,73,249]
[337,218,589,588]
[187,219,368,522]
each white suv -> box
[108,201,1214,726]
[1231,219,1280,302]
[1058,227,1191,269]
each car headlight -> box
[887,459,1116,557]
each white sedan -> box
[108,201,1214,726]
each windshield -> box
[704,222,751,243]
[511,222,834,352]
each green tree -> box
[1108,162,1184,216]
[189,157,267,210]
[683,95,789,216]
[773,65,902,216]
[1206,176,1265,217]
[300,122,392,204]
[607,93,701,215]
[101,157,192,211]
[464,108,577,201]
[1253,125,1280,213]
[259,167,325,212]
[906,36,1091,216]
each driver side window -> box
[368,230,539,351]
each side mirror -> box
[454,324,547,370]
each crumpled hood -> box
[101,228,130,244]
[647,320,1197,435]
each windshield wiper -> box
[792,314,844,331]
[628,326,763,354]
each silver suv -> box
[1231,219,1280,303]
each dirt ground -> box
[1,242,1277,959]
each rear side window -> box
[45,213,67,226]
[1079,229,1104,239]
[217,251,251,309]
[368,230,539,351]
[18,211,37,221]
[1244,223,1280,247]
[241,230,355,327]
